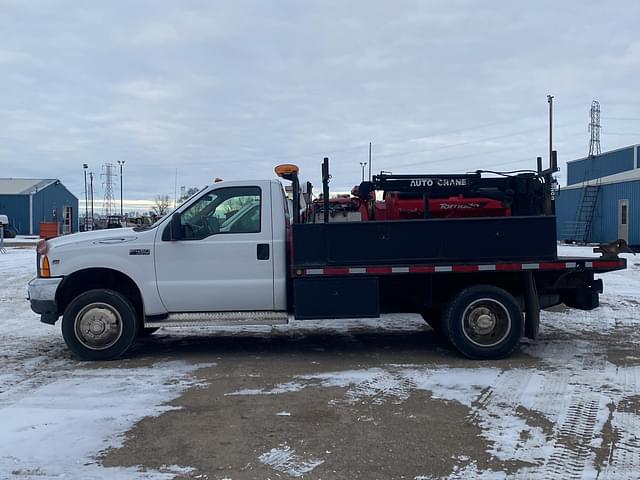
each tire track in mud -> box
[543,392,601,479]
[527,342,615,479]
[598,393,640,479]
[466,339,640,479]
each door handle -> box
[257,243,270,260]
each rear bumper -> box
[27,277,63,324]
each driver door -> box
[154,183,275,312]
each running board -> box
[144,311,289,328]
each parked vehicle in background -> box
[2,222,17,238]
[27,155,626,361]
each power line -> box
[602,117,640,121]
[372,127,543,162]
[280,117,555,164]
[603,132,640,136]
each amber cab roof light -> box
[274,164,299,180]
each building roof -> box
[566,144,638,165]
[561,167,640,190]
[0,178,58,195]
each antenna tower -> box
[588,100,601,157]
[101,162,117,216]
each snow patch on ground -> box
[258,446,324,477]
[3,244,640,479]
[0,248,209,479]
[231,339,640,478]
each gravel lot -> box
[1,245,639,479]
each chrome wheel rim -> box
[74,302,123,350]
[461,298,511,348]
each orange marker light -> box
[41,256,51,278]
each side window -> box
[179,187,261,240]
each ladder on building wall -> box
[564,177,601,243]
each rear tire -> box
[443,285,523,359]
[62,289,140,360]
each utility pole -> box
[547,95,554,169]
[368,142,372,181]
[117,160,125,220]
[359,162,368,182]
[89,172,94,230]
[83,164,88,231]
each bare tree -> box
[179,187,200,204]
[152,195,172,216]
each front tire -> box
[62,289,140,360]
[443,285,523,359]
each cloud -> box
[115,80,182,100]
[0,1,639,198]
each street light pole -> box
[89,172,94,231]
[83,164,88,231]
[359,162,368,182]
[117,160,125,221]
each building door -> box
[618,199,629,242]
[63,206,73,234]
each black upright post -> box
[292,174,300,224]
[322,157,330,224]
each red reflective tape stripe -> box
[408,265,436,273]
[539,262,567,270]
[496,263,522,271]
[323,267,349,275]
[366,266,393,274]
[592,260,625,269]
[452,265,479,272]
[299,259,622,276]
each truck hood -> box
[46,228,146,250]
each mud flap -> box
[523,271,540,340]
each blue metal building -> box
[556,144,640,246]
[0,179,79,235]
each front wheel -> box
[62,289,140,360]
[443,285,523,359]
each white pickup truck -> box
[28,163,626,361]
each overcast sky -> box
[1,0,639,205]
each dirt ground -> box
[98,318,640,480]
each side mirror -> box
[169,212,183,241]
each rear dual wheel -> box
[443,285,523,359]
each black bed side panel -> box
[294,277,380,319]
[293,216,557,267]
